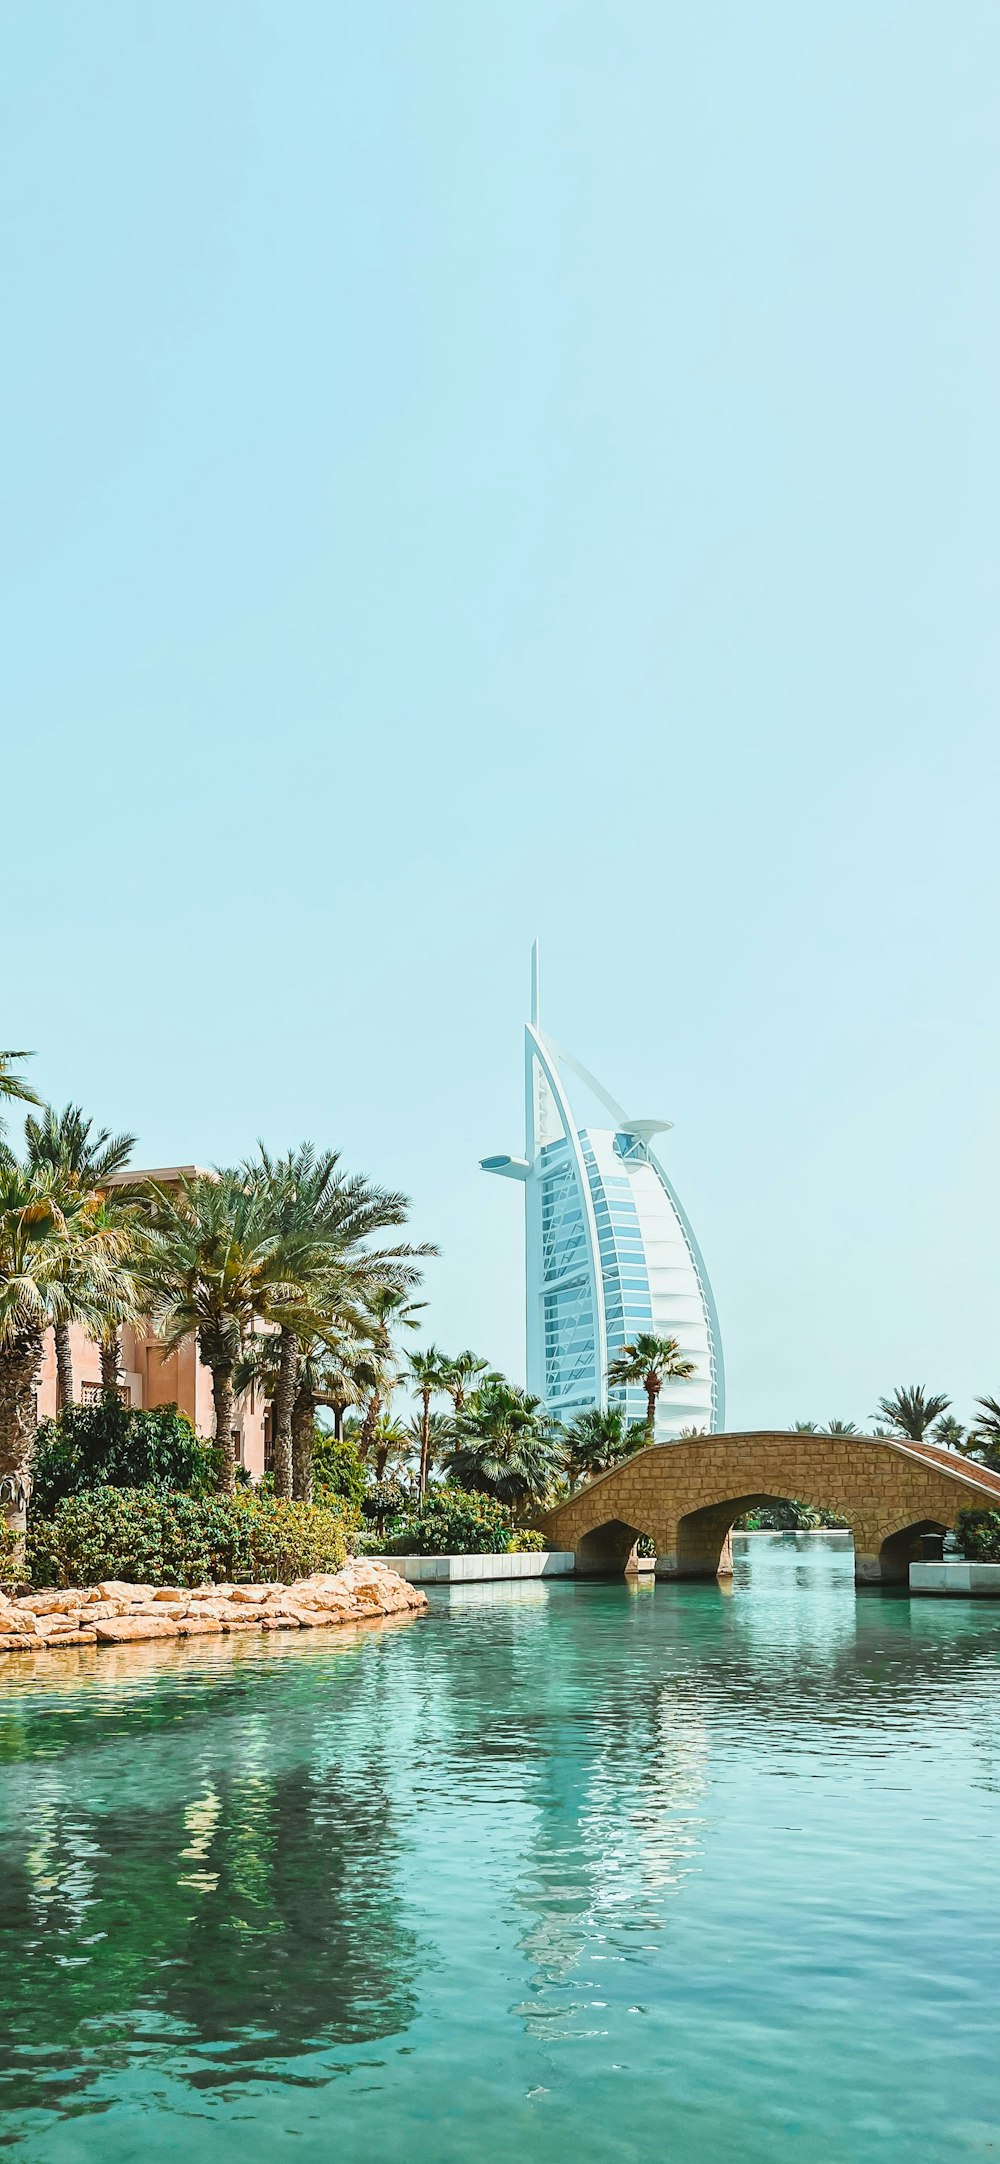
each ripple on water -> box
[0,1538,998,2163]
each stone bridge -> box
[537,1430,1000,1585]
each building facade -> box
[481,948,724,1440]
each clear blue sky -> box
[4,3,999,1430]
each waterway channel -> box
[1,1533,998,2161]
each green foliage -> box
[25,1486,356,1590]
[361,1477,413,1533]
[562,1404,646,1485]
[30,1397,213,1513]
[954,1508,1000,1562]
[311,1429,366,1509]
[382,1485,520,1555]
[0,1519,22,1594]
[508,1527,545,1552]
[874,1384,951,1441]
[736,1499,847,1531]
[446,1381,563,1504]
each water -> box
[1,1533,999,2162]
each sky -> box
[3,2,999,1431]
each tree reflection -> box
[0,1695,418,2119]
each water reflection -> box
[2,1542,1000,2163]
[0,1636,420,2118]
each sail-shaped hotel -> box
[481,947,724,1441]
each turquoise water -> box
[1,1534,999,2161]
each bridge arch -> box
[537,1432,1000,1587]
[575,1518,649,1576]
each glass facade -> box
[482,963,724,1441]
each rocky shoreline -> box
[0,1559,427,1652]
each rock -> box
[1,1563,424,1654]
[15,1591,87,1616]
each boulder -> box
[16,1590,91,1616]
[94,1616,182,1643]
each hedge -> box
[954,1508,1000,1562]
[21,1487,358,1591]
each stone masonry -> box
[537,1432,1000,1585]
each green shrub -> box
[311,1431,366,1511]
[382,1485,521,1556]
[361,1478,413,1534]
[25,1487,358,1590]
[30,1398,216,1514]
[508,1527,545,1552]
[955,1508,1000,1562]
[0,1522,22,1597]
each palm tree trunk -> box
[332,1401,344,1442]
[100,1330,121,1396]
[0,1328,42,1575]
[419,1388,431,1498]
[646,1379,658,1440]
[272,1327,298,1501]
[212,1364,236,1495]
[54,1321,74,1413]
[291,1382,314,1503]
[359,1390,381,1462]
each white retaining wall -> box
[368,1551,576,1585]
[910,1561,1000,1597]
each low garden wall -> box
[0,1559,425,1653]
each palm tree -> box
[0,1158,126,1555]
[440,1349,488,1414]
[409,1344,450,1497]
[874,1385,951,1442]
[606,1332,696,1440]
[243,1144,432,1500]
[346,1408,414,1483]
[0,1161,68,1554]
[445,1380,564,1508]
[967,1397,1000,1471]
[24,1104,137,1407]
[562,1404,645,1487]
[825,1419,857,1436]
[931,1413,965,1452]
[144,1171,289,1494]
[357,1286,426,1461]
[318,1332,381,1443]
[791,1421,818,1433]
[0,1052,39,1134]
